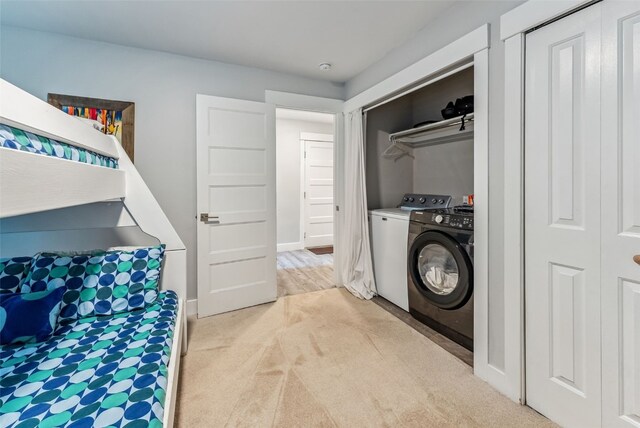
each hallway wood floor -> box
[277,249,335,297]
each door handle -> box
[634,255,640,266]
[200,213,220,224]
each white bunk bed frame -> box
[0,79,186,427]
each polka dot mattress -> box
[0,125,118,169]
[0,290,178,427]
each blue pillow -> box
[0,287,66,345]
[0,256,32,294]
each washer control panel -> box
[443,214,474,230]
[412,208,474,230]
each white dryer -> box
[370,208,411,310]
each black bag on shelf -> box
[441,101,457,119]
[441,95,474,120]
[454,95,474,116]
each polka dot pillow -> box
[21,253,91,321]
[74,245,165,319]
[0,256,32,294]
[22,245,165,323]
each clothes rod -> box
[362,61,474,114]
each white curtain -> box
[339,109,376,299]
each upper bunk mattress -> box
[0,290,178,428]
[0,124,118,169]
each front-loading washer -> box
[407,207,474,351]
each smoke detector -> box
[318,63,332,71]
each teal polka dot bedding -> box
[0,290,178,427]
[0,124,118,169]
[0,257,32,295]
[22,246,165,324]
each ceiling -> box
[0,0,458,82]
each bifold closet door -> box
[196,95,276,317]
[601,2,640,427]
[525,4,602,427]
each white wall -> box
[347,0,525,372]
[276,117,334,247]
[0,26,344,300]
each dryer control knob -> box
[435,215,444,224]
[409,197,415,202]
[419,197,426,203]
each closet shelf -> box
[389,113,474,147]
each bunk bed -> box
[0,79,186,427]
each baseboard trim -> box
[187,299,197,317]
[277,242,304,252]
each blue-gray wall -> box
[0,26,344,301]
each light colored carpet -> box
[176,288,553,428]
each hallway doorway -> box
[276,108,336,297]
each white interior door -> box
[196,95,276,317]
[303,136,334,248]
[601,1,640,426]
[525,4,602,427]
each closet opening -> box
[365,65,475,366]
[275,108,337,297]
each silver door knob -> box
[634,255,640,265]
[200,213,220,224]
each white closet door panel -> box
[601,2,640,427]
[550,36,586,229]
[196,95,276,317]
[524,4,602,427]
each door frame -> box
[342,23,493,395]
[266,91,344,284]
[500,0,597,404]
[300,132,334,249]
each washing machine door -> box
[408,230,473,310]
